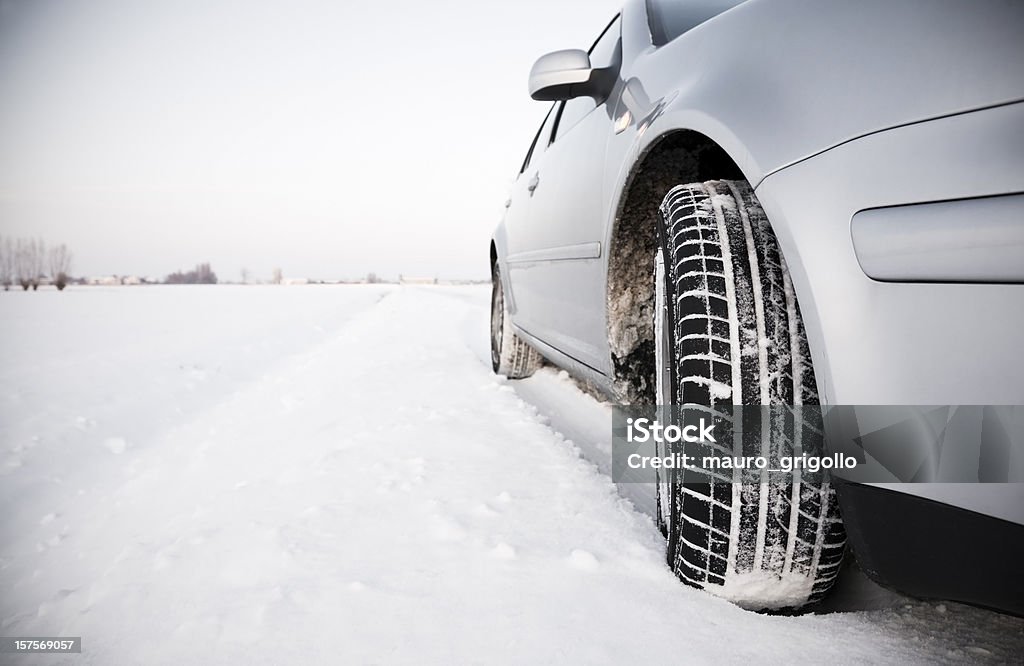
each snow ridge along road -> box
[1,285,1021,664]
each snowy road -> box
[2,285,1022,664]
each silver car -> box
[489,0,1024,613]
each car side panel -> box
[754,102,1024,407]
[755,101,1024,525]
[627,0,1024,186]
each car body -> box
[491,0,1024,613]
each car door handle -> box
[527,173,540,195]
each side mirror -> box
[528,49,594,101]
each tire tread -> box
[658,180,846,610]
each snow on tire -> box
[654,180,846,610]
[491,263,542,379]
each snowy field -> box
[1,285,1022,664]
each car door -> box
[501,102,557,313]
[505,15,623,373]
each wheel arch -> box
[604,128,744,403]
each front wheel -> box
[491,262,541,378]
[654,180,847,610]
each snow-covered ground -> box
[1,285,1022,664]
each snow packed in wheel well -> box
[606,130,743,404]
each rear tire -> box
[654,180,846,610]
[491,262,541,379]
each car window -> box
[520,103,558,174]
[551,15,621,143]
[646,0,743,46]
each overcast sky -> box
[0,0,621,281]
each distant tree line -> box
[0,235,73,291]
[165,263,218,284]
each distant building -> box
[399,276,437,285]
[282,278,310,286]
